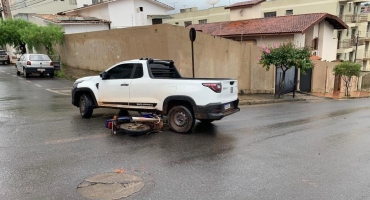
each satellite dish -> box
[206,0,221,7]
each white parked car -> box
[15,54,54,78]
[0,50,10,65]
[72,58,240,133]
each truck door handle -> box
[121,84,129,86]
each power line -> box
[11,0,54,11]
[11,0,48,10]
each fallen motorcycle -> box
[105,112,165,135]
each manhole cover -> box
[77,172,145,200]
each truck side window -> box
[107,64,134,79]
[133,64,143,79]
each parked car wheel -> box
[16,70,20,76]
[199,119,214,124]
[168,105,195,133]
[79,93,94,118]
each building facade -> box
[225,0,370,70]
[58,0,174,29]
[9,0,78,17]
[166,6,230,27]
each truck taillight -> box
[27,61,31,65]
[202,83,222,93]
[50,62,54,66]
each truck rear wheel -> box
[79,93,94,118]
[168,105,195,133]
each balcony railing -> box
[340,14,369,23]
[338,39,353,49]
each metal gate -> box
[299,68,312,92]
[275,67,296,95]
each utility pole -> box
[0,0,12,18]
[170,2,177,14]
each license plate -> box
[37,69,45,72]
[224,103,231,110]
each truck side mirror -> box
[100,71,108,80]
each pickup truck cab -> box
[72,58,240,133]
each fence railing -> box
[341,14,369,23]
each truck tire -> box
[79,93,94,118]
[168,105,195,133]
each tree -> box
[22,24,64,55]
[0,19,64,56]
[333,61,361,97]
[258,41,315,98]
[0,19,37,54]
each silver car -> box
[0,50,10,65]
[15,54,54,78]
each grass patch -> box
[54,70,74,81]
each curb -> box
[295,91,334,100]
[239,98,306,106]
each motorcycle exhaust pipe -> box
[130,117,161,123]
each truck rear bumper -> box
[195,99,240,120]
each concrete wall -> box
[361,73,370,90]
[319,21,337,61]
[63,24,110,34]
[311,60,358,93]
[57,24,275,93]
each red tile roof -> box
[189,13,348,37]
[225,0,266,9]
[34,14,111,24]
[310,55,322,60]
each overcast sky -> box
[160,0,239,14]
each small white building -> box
[32,14,111,34]
[57,0,174,29]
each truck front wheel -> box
[168,105,195,133]
[79,93,94,118]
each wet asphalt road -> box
[1,64,370,200]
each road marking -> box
[44,134,109,145]
[12,75,16,77]
[46,88,70,96]
[35,84,42,88]
[7,73,10,75]
[27,81,31,83]
[1,71,4,73]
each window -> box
[349,3,352,12]
[152,18,162,25]
[69,0,76,5]
[312,38,318,50]
[106,64,135,79]
[184,21,192,27]
[29,55,51,61]
[133,64,143,78]
[92,0,98,4]
[175,22,179,25]
[139,7,143,12]
[264,12,276,18]
[199,19,207,24]
[285,10,293,15]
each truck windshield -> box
[148,62,181,78]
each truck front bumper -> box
[195,99,240,120]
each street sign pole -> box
[189,28,196,78]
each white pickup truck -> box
[71,58,240,133]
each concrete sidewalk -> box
[61,66,326,106]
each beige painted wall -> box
[311,60,358,93]
[230,4,262,21]
[57,24,275,94]
[167,7,230,27]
